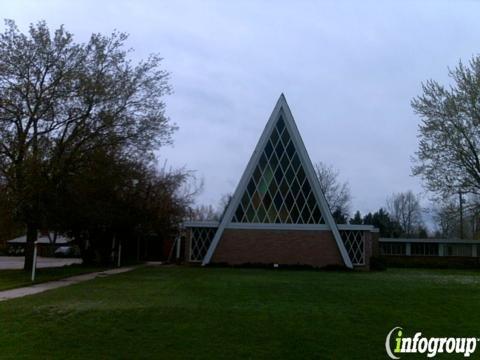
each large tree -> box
[433,198,461,238]
[0,179,21,243]
[314,161,351,223]
[362,208,402,238]
[432,193,480,239]
[0,20,174,270]
[57,152,197,265]
[349,210,363,225]
[412,56,480,198]
[386,191,423,237]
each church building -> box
[182,95,378,269]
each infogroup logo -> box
[385,327,479,359]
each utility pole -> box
[117,242,122,268]
[31,241,38,282]
[459,190,464,239]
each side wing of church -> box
[182,94,378,269]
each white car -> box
[55,246,80,257]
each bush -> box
[381,255,480,269]
[370,257,387,271]
[207,262,351,271]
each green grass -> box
[0,266,480,359]
[0,265,104,291]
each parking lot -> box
[0,256,82,270]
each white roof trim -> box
[182,221,220,228]
[183,221,378,233]
[227,223,377,232]
[202,94,353,268]
[227,223,330,231]
[338,224,379,232]
[379,238,480,244]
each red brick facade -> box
[184,226,378,269]
[362,231,377,269]
[211,229,345,268]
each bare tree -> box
[187,192,232,222]
[386,191,423,237]
[433,193,480,239]
[217,193,233,220]
[314,162,351,220]
[412,56,480,198]
[433,198,459,238]
[189,205,218,221]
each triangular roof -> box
[202,94,353,268]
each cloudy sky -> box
[3,0,479,218]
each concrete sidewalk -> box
[0,267,136,302]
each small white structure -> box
[7,233,73,245]
[7,233,73,256]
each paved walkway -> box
[0,267,136,302]
[0,256,82,270]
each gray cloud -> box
[3,0,479,218]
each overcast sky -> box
[3,0,479,219]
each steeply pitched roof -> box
[202,94,353,268]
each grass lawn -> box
[0,266,479,359]
[0,265,104,291]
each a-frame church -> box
[182,95,379,269]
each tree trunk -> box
[24,223,38,271]
[80,236,94,266]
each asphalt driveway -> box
[0,256,82,270]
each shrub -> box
[370,256,387,271]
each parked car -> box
[54,246,81,258]
[7,245,24,256]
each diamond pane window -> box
[190,227,217,262]
[231,115,325,224]
[340,230,365,265]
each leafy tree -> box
[0,181,22,243]
[412,56,480,198]
[363,208,402,238]
[53,148,198,265]
[349,210,363,224]
[331,209,348,224]
[0,21,173,270]
[314,161,351,219]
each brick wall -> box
[211,228,345,268]
[371,232,379,257]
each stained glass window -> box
[232,115,325,224]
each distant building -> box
[379,238,480,267]
[6,232,73,256]
[182,95,378,269]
